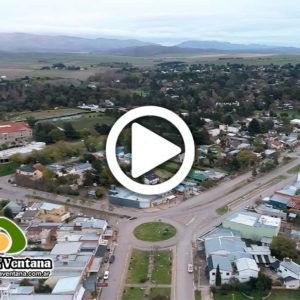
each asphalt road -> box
[1,150,300,300]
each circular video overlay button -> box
[106,106,195,195]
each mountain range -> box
[0,32,299,55]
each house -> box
[0,122,32,147]
[208,255,233,285]
[267,194,291,210]
[235,257,259,282]
[0,142,45,164]
[67,162,92,176]
[16,165,43,179]
[204,229,246,259]
[57,217,107,246]
[278,259,300,289]
[280,135,298,148]
[222,211,281,242]
[109,186,162,209]
[38,203,70,223]
[143,172,160,185]
[25,223,59,249]
[255,204,287,220]
[2,201,22,214]
[188,170,208,182]
[52,276,85,299]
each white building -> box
[278,259,300,289]
[235,257,260,283]
[208,255,233,286]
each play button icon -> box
[131,123,181,178]
[106,106,195,195]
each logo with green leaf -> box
[0,217,27,254]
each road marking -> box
[185,216,195,226]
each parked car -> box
[109,255,115,264]
[104,256,109,263]
[187,264,193,273]
[103,271,109,280]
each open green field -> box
[0,162,18,177]
[151,250,173,285]
[122,287,144,300]
[214,290,300,300]
[2,52,300,79]
[154,168,173,180]
[134,222,177,242]
[8,108,85,122]
[56,112,115,134]
[160,161,181,173]
[126,249,149,284]
[149,287,171,300]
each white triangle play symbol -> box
[131,123,182,178]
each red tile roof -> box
[0,122,30,134]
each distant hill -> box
[110,45,220,56]
[177,40,300,53]
[0,33,152,53]
[0,33,299,55]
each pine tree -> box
[216,264,222,286]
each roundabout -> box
[133,221,177,242]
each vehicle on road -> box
[187,264,193,273]
[109,255,115,264]
[128,217,137,220]
[103,271,109,280]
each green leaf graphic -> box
[0,217,27,254]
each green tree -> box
[3,207,13,219]
[49,128,66,142]
[216,264,222,286]
[42,169,55,181]
[95,187,106,198]
[194,128,211,145]
[63,123,79,139]
[236,150,257,168]
[26,116,37,128]
[248,118,261,135]
[270,235,298,259]
[255,272,272,293]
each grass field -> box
[2,52,300,80]
[134,222,177,242]
[149,287,171,300]
[122,287,144,300]
[8,108,85,122]
[287,164,300,174]
[154,168,173,180]
[0,162,18,176]
[160,161,181,173]
[56,112,115,134]
[214,290,300,300]
[126,249,149,284]
[151,250,173,285]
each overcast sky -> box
[0,0,300,46]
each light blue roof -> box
[208,255,232,272]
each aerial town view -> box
[1,1,300,300]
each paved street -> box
[1,150,300,300]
